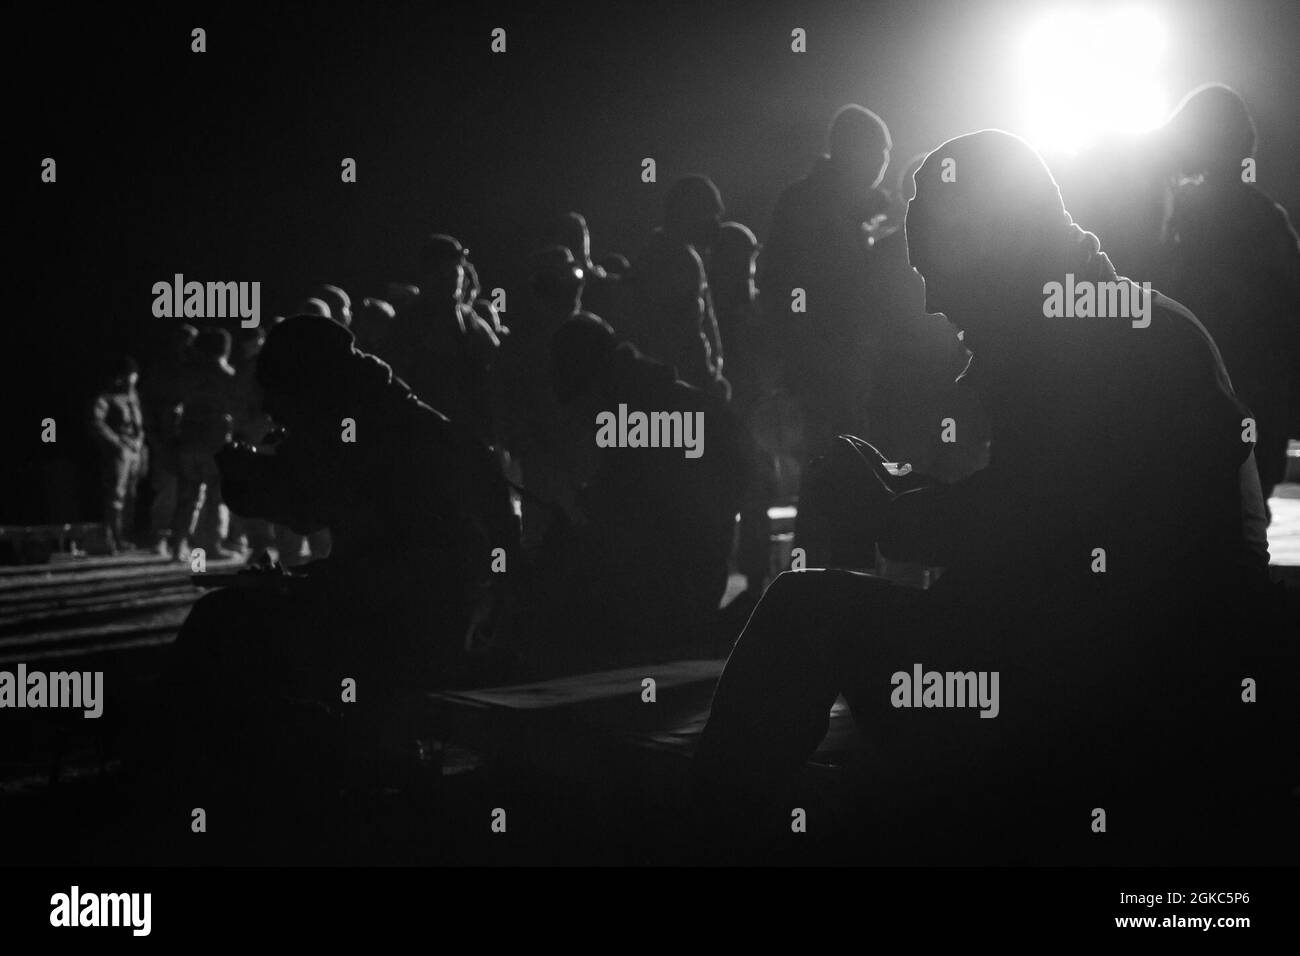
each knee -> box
[763,567,858,605]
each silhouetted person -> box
[352,296,396,356]
[384,234,500,443]
[546,211,620,320]
[521,314,747,670]
[314,284,353,328]
[167,316,517,802]
[141,323,197,553]
[598,253,631,277]
[90,354,145,553]
[694,130,1288,864]
[495,246,587,547]
[1054,129,1175,288]
[172,328,237,560]
[759,104,894,457]
[300,297,331,318]
[712,221,776,596]
[862,152,990,483]
[1160,83,1300,508]
[226,326,272,554]
[462,260,507,342]
[623,176,729,399]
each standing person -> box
[141,324,197,554]
[623,176,730,400]
[1160,83,1300,509]
[546,211,621,322]
[384,234,500,444]
[226,326,272,556]
[171,328,237,560]
[494,246,588,547]
[90,354,146,554]
[712,221,777,598]
[758,104,894,458]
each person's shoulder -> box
[775,173,815,206]
[1144,289,1238,392]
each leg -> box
[102,450,132,553]
[150,461,178,548]
[120,449,143,546]
[693,569,923,827]
[171,451,207,557]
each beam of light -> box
[1017,6,1170,156]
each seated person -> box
[692,130,1292,864]
[517,314,748,671]
[162,316,516,787]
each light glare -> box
[1018,7,1170,155]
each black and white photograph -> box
[3,0,1297,939]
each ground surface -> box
[2,487,1297,864]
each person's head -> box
[664,175,724,250]
[384,282,421,311]
[547,212,596,270]
[1161,83,1257,180]
[529,245,585,317]
[314,284,353,327]
[168,323,199,356]
[300,297,331,318]
[551,311,618,408]
[598,253,631,277]
[356,297,395,327]
[420,233,469,303]
[234,326,267,361]
[896,152,928,206]
[906,129,1073,356]
[352,297,397,352]
[103,353,139,392]
[255,314,360,432]
[712,221,760,307]
[827,104,892,193]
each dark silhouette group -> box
[89,83,1298,863]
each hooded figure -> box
[694,130,1290,864]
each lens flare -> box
[1018,6,1170,155]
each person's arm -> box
[702,285,724,378]
[90,396,125,452]
[878,470,990,565]
[217,441,327,534]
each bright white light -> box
[1017,7,1170,155]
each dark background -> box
[10,0,1300,522]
